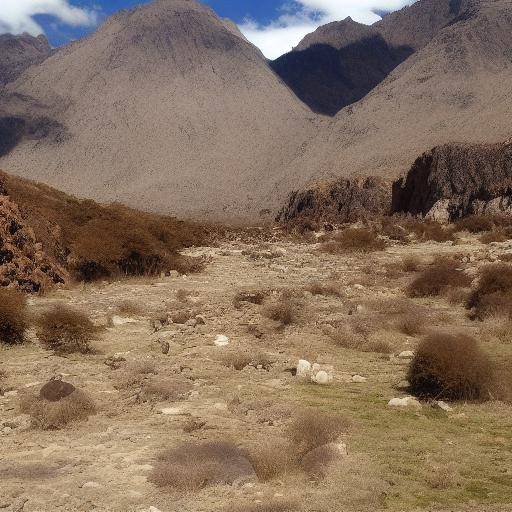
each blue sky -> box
[0,0,414,59]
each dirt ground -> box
[1,234,512,512]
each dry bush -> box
[168,307,199,325]
[455,215,496,234]
[480,316,512,344]
[300,443,344,479]
[407,257,471,297]
[408,333,494,400]
[0,288,28,345]
[149,441,254,490]
[480,229,510,244]
[246,439,296,482]
[396,312,426,336]
[220,351,273,371]
[262,291,303,326]
[400,255,423,272]
[320,228,386,254]
[115,300,144,316]
[226,500,299,512]
[141,376,192,401]
[402,218,455,242]
[20,388,96,429]
[36,305,100,354]
[327,323,395,354]
[425,464,460,490]
[467,263,512,320]
[233,289,268,309]
[305,281,343,297]
[287,409,350,457]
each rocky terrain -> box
[1,227,512,511]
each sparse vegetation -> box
[115,299,144,316]
[305,281,343,297]
[226,500,299,512]
[262,290,303,325]
[0,288,28,345]
[408,333,494,401]
[246,439,295,482]
[141,376,193,401]
[36,305,100,354]
[233,289,268,308]
[320,227,387,253]
[149,441,254,490]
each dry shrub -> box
[0,288,28,345]
[480,316,512,344]
[408,333,494,400]
[262,291,303,325]
[226,500,299,512]
[480,229,510,244]
[396,312,426,336]
[320,228,386,254]
[455,215,496,234]
[400,255,423,272]
[115,300,144,316]
[220,351,273,371]
[402,218,455,242]
[328,324,394,354]
[246,439,295,482]
[300,443,344,479]
[36,305,100,354]
[287,409,349,457]
[425,463,460,490]
[20,388,96,429]
[305,281,343,297]
[407,257,471,297]
[141,376,192,401]
[467,263,512,320]
[149,441,254,490]
[168,307,199,325]
[233,289,268,309]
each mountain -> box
[271,0,477,115]
[0,0,317,220]
[277,0,512,195]
[0,34,51,87]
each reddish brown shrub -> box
[36,305,100,354]
[320,228,386,254]
[246,439,295,482]
[455,215,496,233]
[0,288,28,345]
[407,258,471,297]
[149,441,254,490]
[305,281,343,297]
[467,264,512,319]
[402,219,455,243]
[408,333,494,400]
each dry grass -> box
[305,281,343,297]
[246,439,295,482]
[400,255,423,272]
[402,218,455,243]
[141,376,193,401]
[115,299,145,316]
[407,257,471,298]
[396,312,426,336]
[226,501,300,512]
[408,332,494,401]
[262,291,304,326]
[286,409,350,457]
[36,305,100,354]
[149,441,254,490]
[20,388,96,429]
[455,215,497,234]
[480,316,512,344]
[220,350,273,371]
[327,323,395,354]
[467,263,512,320]
[0,288,28,345]
[320,228,387,254]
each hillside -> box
[0,0,317,220]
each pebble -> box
[160,407,184,415]
[112,315,138,326]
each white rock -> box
[168,270,180,278]
[434,400,453,412]
[160,407,184,416]
[296,359,312,378]
[398,351,415,359]
[185,319,197,327]
[312,370,332,385]
[351,375,367,383]
[388,396,422,409]
[112,315,137,326]
[81,481,101,489]
[147,507,162,512]
[214,335,230,347]
[4,390,17,397]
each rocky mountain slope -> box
[0,34,51,87]
[392,140,512,220]
[278,0,512,194]
[0,0,317,220]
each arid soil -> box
[1,232,512,512]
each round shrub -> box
[408,333,493,400]
[0,288,28,345]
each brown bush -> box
[467,263,512,319]
[397,312,426,336]
[149,441,254,490]
[20,388,96,429]
[226,501,299,512]
[36,305,100,354]
[246,439,295,482]
[480,229,510,244]
[407,257,471,297]
[408,333,494,400]
[402,219,455,243]
[0,288,28,345]
[320,228,386,254]
[400,255,423,272]
[141,376,192,401]
[115,300,145,316]
[262,291,303,326]
[300,443,344,479]
[287,409,350,457]
[305,281,343,297]
[455,215,496,234]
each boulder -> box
[296,359,312,378]
[40,378,75,402]
[388,396,422,409]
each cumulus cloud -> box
[240,0,416,59]
[0,0,97,37]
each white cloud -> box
[0,0,97,37]
[240,0,416,60]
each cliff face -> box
[392,141,512,221]
[0,175,67,292]
[277,176,391,224]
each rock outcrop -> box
[392,141,512,221]
[277,177,391,224]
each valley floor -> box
[1,234,512,512]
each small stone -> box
[353,284,364,290]
[168,270,180,278]
[81,481,101,489]
[112,315,137,326]
[296,359,312,378]
[312,370,332,385]
[195,315,206,325]
[160,341,170,355]
[396,380,410,390]
[388,396,422,409]
[351,375,367,383]
[214,335,230,347]
[434,400,453,412]
[4,390,17,397]
[398,351,415,359]
[160,407,184,415]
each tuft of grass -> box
[408,333,494,401]
[262,291,303,326]
[141,376,192,401]
[115,300,144,316]
[0,288,28,345]
[397,312,426,336]
[36,305,100,354]
[246,439,295,482]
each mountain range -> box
[0,0,510,221]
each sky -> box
[0,0,415,59]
